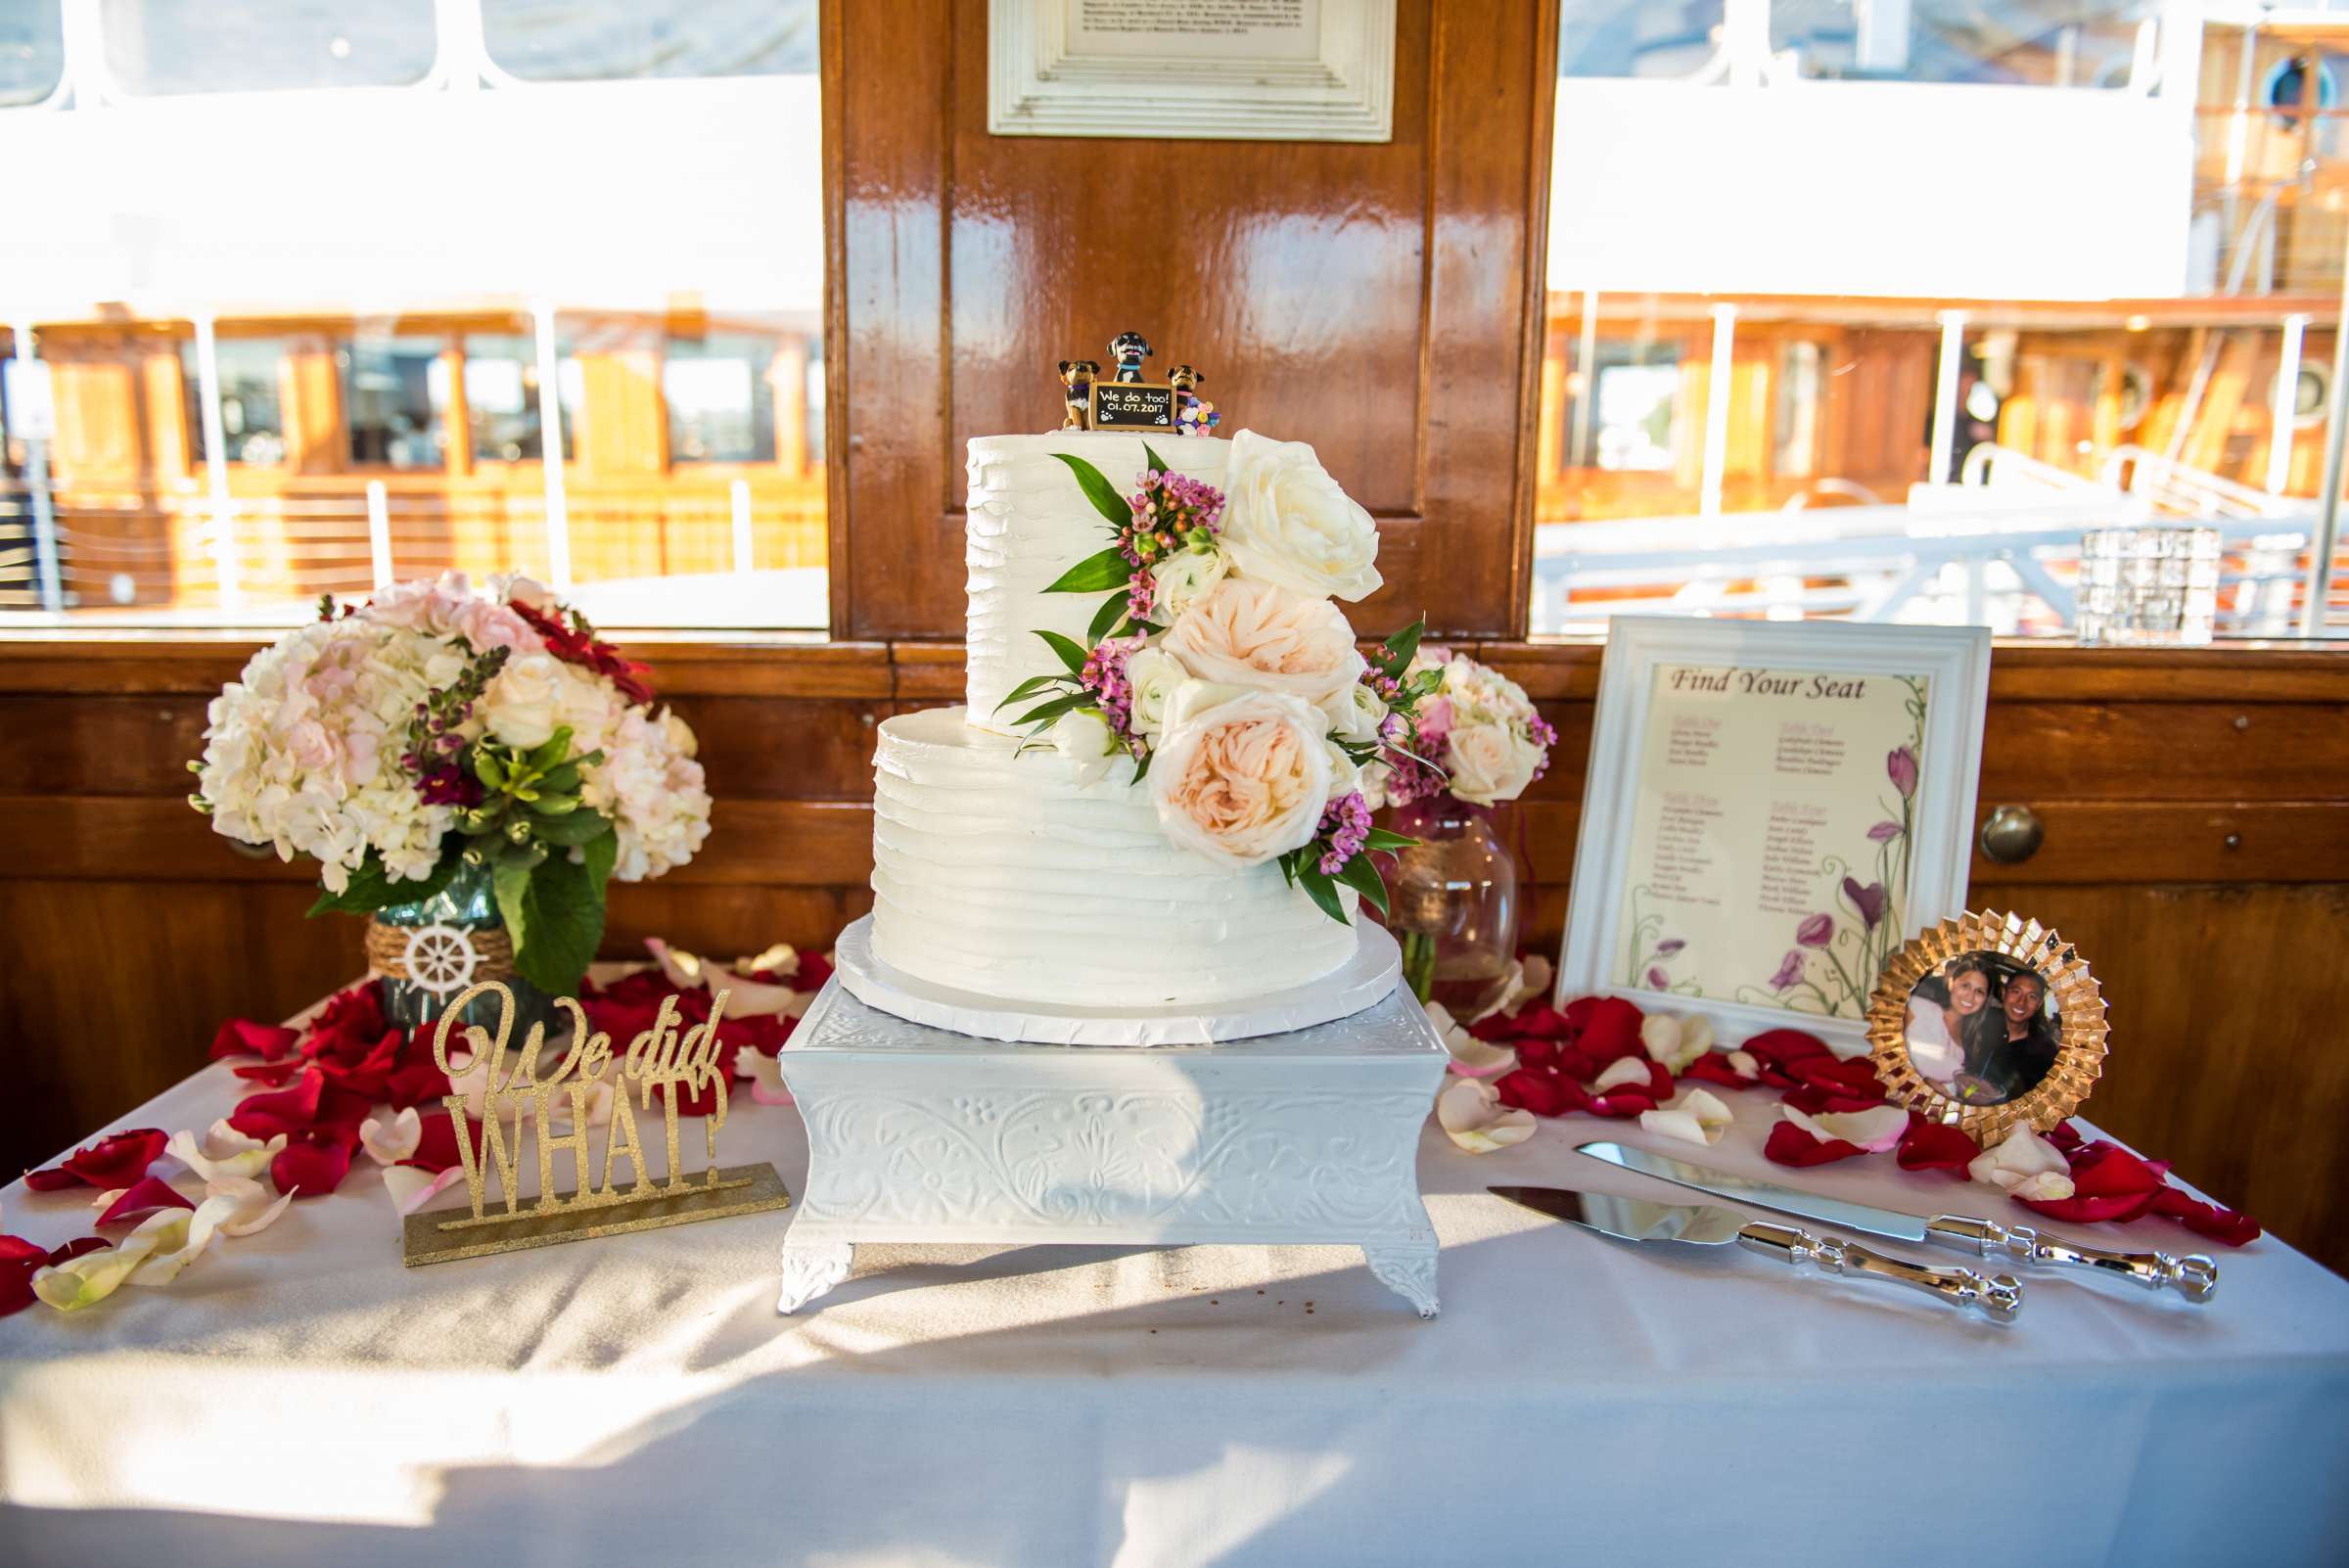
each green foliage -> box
[1086,591,1131,645]
[305,848,463,918]
[1035,628,1091,675]
[1048,452,1132,530]
[1141,441,1174,477]
[992,673,1064,713]
[1041,546,1132,594]
[1334,853,1390,917]
[506,826,618,995]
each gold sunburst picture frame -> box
[1865,910,2107,1145]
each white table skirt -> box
[3,1002,2346,1568]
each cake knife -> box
[1490,1185,2022,1320]
[1576,1140,2218,1301]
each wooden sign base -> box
[401,1162,791,1267]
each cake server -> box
[1490,1185,2021,1321]
[1576,1139,2217,1302]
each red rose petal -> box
[234,1059,308,1086]
[46,1236,109,1265]
[383,1050,453,1112]
[210,1018,302,1062]
[1472,1004,1574,1043]
[270,1135,354,1198]
[796,952,835,992]
[96,1176,197,1225]
[1895,1117,1980,1176]
[1680,1052,1754,1089]
[1496,1066,1581,1118]
[25,1128,170,1190]
[1744,1028,1834,1068]
[1763,1119,1865,1168]
[0,1236,47,1317]
[229,1069,326,1138]
[2148,1186,2263,1248]
[407,1111,485,1176]
[1565,995,1644,1060]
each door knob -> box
[1978,805,2044,864]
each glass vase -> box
[1383,796,1521,1020]
[369,855,553,1036]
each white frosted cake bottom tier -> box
[868,706,1359,1011]
[836,914,1400,1045]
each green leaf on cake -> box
[1013,693,1085,730]
[1296,863,1352,926]
[1041,547,1132,595]
[1085,592,1130,645]
[1049,452,1133,530]
[1035,628,1091,675]
[993,673,1066,713]
[1141,441,1174,477]
[1334,853,1391,917]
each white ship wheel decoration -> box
[400,923,484,1003]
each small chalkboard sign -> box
[1091,382,1176,430]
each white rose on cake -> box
[1166,576,1364,704]
[1124,646,1188,737]
[1149,682,1332,867]
[1149,548,1228,623]
[1220,430,1383,602]
[1051,707,1120,787]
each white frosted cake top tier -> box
[964,431,1229,734]
[868,706,1356,1009]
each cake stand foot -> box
[1363,1243,1440,1318]
[777,1239,854,1314]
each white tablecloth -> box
[3,1017,2346,1568]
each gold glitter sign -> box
[400,980,789,1267]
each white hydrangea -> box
[196,619,457,892]
[591,706,714,882]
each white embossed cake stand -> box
[774,975,1450,1317]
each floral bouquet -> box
[1358,651,1556,1011]
[1365,651,1557,811]
[1000,432,1444,924]
[191,573,712,1002]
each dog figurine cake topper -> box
[1054,332,1212,434]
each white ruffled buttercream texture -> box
[869,708,1356,1007]
[964,432,1230,734]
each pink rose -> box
[1165,576,1363,703]
[451,598,542,658]
[1148,686,1333,867]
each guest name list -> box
[1617,663,1927,1013]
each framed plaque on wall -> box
[989,0,1396,142]
[1557,617,1993,1059]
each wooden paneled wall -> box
[824,0,1556,641]
[4,638,2347,1273]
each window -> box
[664,330,776,465]
[1536,1,2336,640]
[183,336,292,467]
[101,0,437,95]
[344,336,447,470]
[482,0,818,81]
[459,333,570,464]
[4,0,828,629]
[0,0,63,106]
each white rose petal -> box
[205,1176,298,1236]
[2008,1170,2078,1202]
[1424,999,1516,1078]
[1725,1049,1761,1081]
[1639,1087,1734,1147]
[1436,1078,1537,1155]
[1639,1013,1716,1073]
[359,1106,423,1166]
[1786,1104,1911,1153]
[166,1121,287,1183]
[382,1165,467,1227]
[1968,1124,2072,1192]
[1591,1055,1655,1093]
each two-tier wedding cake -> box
[838,399,1438,1039]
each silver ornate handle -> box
[1736,1222,2023,1321]
[1925,1215,2218,1302]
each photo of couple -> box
[1902,950,2062,1106]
